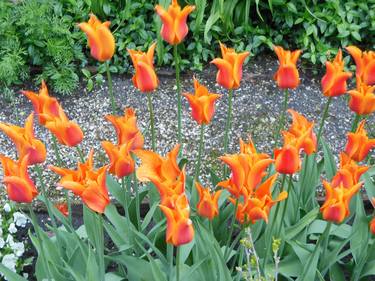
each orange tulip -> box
[195,182,222,220]
[346,46,375,85]
[211,43,250,90]
[0,113,46,165]
[287,109,317,155]
[155,0,195,45]
[320,180,362,223]
[321,49,352,97]
[106,108,144,148]
[44,116,84,147]
[345,120,375,162]
[228,174,287,224]
[128,43,159,92]
[331,153,368,189]
[0,154,38,203]
[348,77,375,116]
[183,78,221,125]
[78,14,115,62]
[218,139,273,198]
[274,144,300,175]
[49,150,110,213]
[159,194,194,246]
[101,141,134,178]
[55,203,69,217]
[273,46,301,89]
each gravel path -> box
[0,55,374,201]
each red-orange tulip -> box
[228,174,287,224]
[155,0,195,45]
[78,14,115,62]
[287,109,317,155]
[183,78,221,125]
[44,116,84,147]
[106,108,144,148]
[273,46,301,89]
[348,77,375,116]
[274,144,300,175]
[346,46,375,85]
[331,153,368,189]
[49,150,110,213]
[102,141,134,178]
[195,183,222,220]
[321,49,352,97]
[211,43,250,89]
[159,194,194,246]
[0,154,38,203]
[320,180,362,223]
[55,203,69,217]
[345,120,375,162]
[218,140,273,198]
[128,43,159,92]
[0,113,46,165]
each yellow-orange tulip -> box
[101,141,134,178]
[346,46,375,85]
[211,42,250,89]
[183,78,221,125]
[320,180,362,223]
[49,150,110,213]
[0,154,38,203]
[348,77,375,116]
[155,0,195,45]
[345,120,375,162]
[321,49,352,97]
[195,183,222,220]
[0,113,46,165]
[128,43,159,92]
[273,46,301,89]
[106,108,144,149]
[78,14,115,62]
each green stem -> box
[133,170,141,230]
[295,156,308,222]
[351,114,361,132]
[167,243,174,280]
[106,61,116,114]
[277,175,293,237]
[194,124,205,180]
[275,89,289,141]
[318,221,332,268]
[28,205,53,280]
[122,177,132,241]
[96,213,105,279]
[223,89,233,177]
[147,93,156,151]
[174,44,182,144]
[224,198,239,261]
[176,246,181,281]
[76,146,85,162]
[316,97,332,147]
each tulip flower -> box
[218,140,273,198]
[195,183,222,220]
[183,78,221,125]
[105,108,144,149]
[55,203,69,217]
[348,77,375,116]
[78,14,115,62]
[44,116,84,147]
[273,46,301,89]
[345,120,375,162]
[128,43,159,93]
[211,42,250,90]
[0,113,46,165]
[274,144,300,175]
[331,153,368,189]
[49,150,110,213]
[321,49,352,97]
[320,180,362,223]
[228,174,287,224]
[346,46,375,85]
[0,154,38,203]
[287,109,317,155]
[101,141,134,179]
[159,194,194,246]
[155,0,195,45]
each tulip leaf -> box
[0,263,28,281]
[284,207,319,240]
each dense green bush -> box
[1,0,374,96]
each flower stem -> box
[76,146,85,162]
[147,93,156,151]
[316,97,332,147]
[106,61,117,114]
[122,177,132,231]
[194,124,205,180]
[176,246,181,281]
[275,89,289,141]
[277,175,293,236]
[318,221,332,268]
[351,113,361,132]
[223,88,233,177]
[224,198,238,261]
[167,243,174,279]
[174,44,182,145]
[133,170,141,230]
